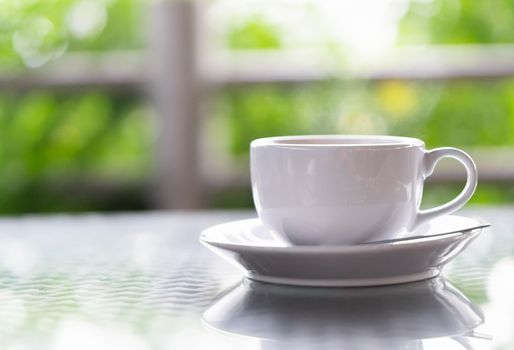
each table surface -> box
[0,207,511,349]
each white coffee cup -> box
[250,135,477,245]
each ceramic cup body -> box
[251,135,477,245]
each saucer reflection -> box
[202,278,485,349]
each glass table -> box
[0,207,511,349]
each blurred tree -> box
[399,0,514,45]
[0,91,152,213]
[228,16,282,50]
[0,0,149,213]
[0,0,143,69]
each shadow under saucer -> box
[202,277,485,349]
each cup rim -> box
[251,135,425,148]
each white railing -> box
[5,45,514,90]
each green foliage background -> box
[1,0,514,212]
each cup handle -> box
[412,147,478,229]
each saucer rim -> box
[245,270,442,287]
[200,215,490,254]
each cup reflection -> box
[202,278,485,349]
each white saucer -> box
[200,215,489,287]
